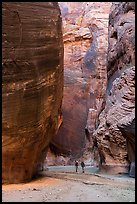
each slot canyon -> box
[2,2,135,202]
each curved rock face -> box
[93,2,135,175]
[49,2,111,161]
[2,2,64,183]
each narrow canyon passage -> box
[46,2,135,179]
[46,2,112,166]
[2,2,135,202]
[2,4,135,204]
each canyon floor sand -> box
[2,166,135,202]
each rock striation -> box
[93,2,135,175]
[2,2,64,183]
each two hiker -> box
[75,160,85,173]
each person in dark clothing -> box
[75,160,79,172]
[81,161,85,173]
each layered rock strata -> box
[2,2,63,183]
[93,2,135,175]
[49,2,111,161]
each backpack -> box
[75,161,78,166]
[81,162,85,167]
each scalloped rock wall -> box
[93,2,135,176]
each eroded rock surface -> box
[2,2,64,183]
[49,2,112,160]
[117,110,135,177]
[93,2,135,175]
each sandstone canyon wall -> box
[47,2,112,164]
[2,2,63,183]
[93,2,135,176]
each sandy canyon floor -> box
[2,166,135,202]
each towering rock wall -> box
[93,2,135,175]
[48,2,111,163]
[2,2,64,183]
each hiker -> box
[75,160,79,172]
[81,161,85,173]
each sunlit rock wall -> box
[2,2,64,183]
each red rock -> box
[93,2,135,174]
[2,2,64,183]
[49,2,112,162]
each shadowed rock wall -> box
[2,2,64,183]
[48,2,111,162]
[93,2,135,175]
